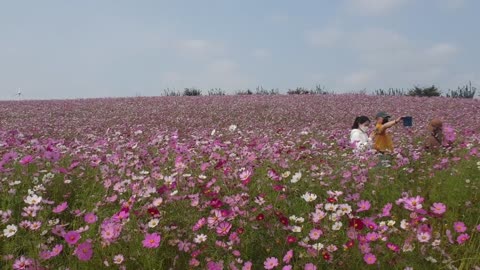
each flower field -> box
[0,95,479,269]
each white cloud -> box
[346,0,409,15]
[426,43,458,58]
[252,48,271,59]
[306,28,344,47]
[343,70,377,87]
[176,39,225,58]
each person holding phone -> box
[372,111,403,153]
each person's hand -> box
[394,117,403,124]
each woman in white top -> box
[350,116,373,151]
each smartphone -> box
[403,116,413,127]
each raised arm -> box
[382,117,403,129]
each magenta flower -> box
[216,221,232,236]
[454,221,467,233]
[142,233,161,248]
[430,202,446,215]
[304,263,317,270]
[19,155,33,165]
[356,200,371,212]
[84,212,98,224]
[64,231,81,245]
[264,257,279,269]
[74,241,93,261]
[52,202,68,213]
[283,249,293,263]
[457,233,470,244]
[282,266,292,270]
[364,253,377,265]
[381,203,392,217]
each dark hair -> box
[352,116,371,129]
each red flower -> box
[256,213,265,221]
[327,197,337,203]
[345,240,355,249]
[147,207,160,217]
[279,216,289,226]
[237,227,245,234]
[287,235,297,244]
[349,218,364,231]
[323,252,331,261]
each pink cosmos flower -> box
[454,221,467,233]
[403,196,424,211]
[309,228,323,240]
[363,253,377,265]
[19,155,33,165]
[381,203,392,217]
[456,233,470,244]
[207,261,223,270]
[283,249,293,263]
[430,202,446,215]
[417,232,431,243]
[264,257,279,269]
[50,244,63,257]
[304,263,317,270]
[64,231,81,245]
[386,242,400,253]
[13,256,34,270]
[216,221,232,236]
[84,212,98,224]
[142,233,161,248]
[74,241,93,261]
[242,261,253,270]
[52,202,68,213]
[356,200,371,212]
[282,266,292,270]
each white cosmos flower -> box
[24,194,42,205]
[332,221,343,231]
[387,220,396,227]
[312,243,324,251]
[194,234,207,243]
[291,172,302,183]
[291,226,302,232]
[3,224,18,238]
[301,192,317,202]
[228,125,237,132]
[295,217,305,223]
[324,203,337,212]
[148,219,160,228]
[152,198,163,207]
[338,204,352,214]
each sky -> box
[0,0,479,99]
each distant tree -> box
[408,85,441,97]
[374,88,406,96]
[163,88,181,96]
[235,89,253,95]
[183,88,202,96]
[287,87,311,95]
[312,85,332,95]
[446,81,476,99]
[207,88,226,96]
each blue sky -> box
[0,0,478,99]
